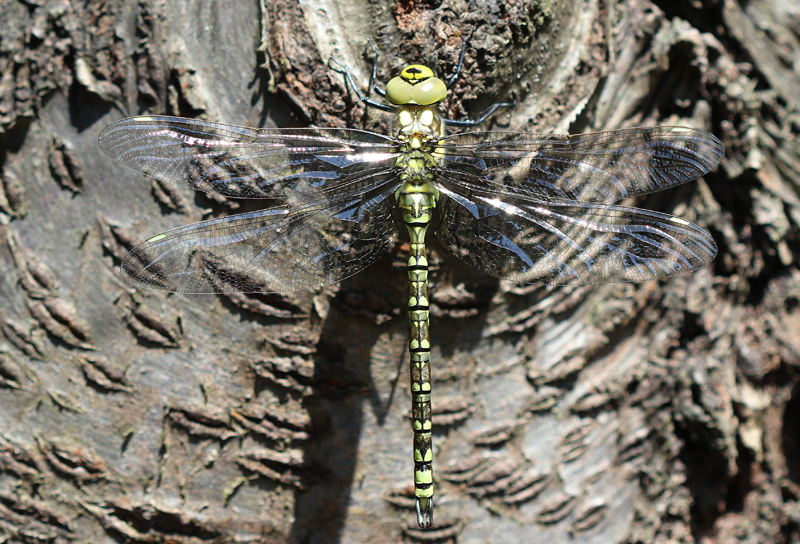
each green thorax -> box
[393,105,444,210]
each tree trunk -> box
[1,0,799,542]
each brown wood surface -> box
[0,0,799,542]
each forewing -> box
[99,115,399,199]
[437,127,723,203]
[121,183,400,294]
[436,188,717,285]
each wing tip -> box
[120,249,179,293]
[675,126,725,171]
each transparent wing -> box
[436,187,717,285]
[121,184,400,294]
[436,127,723,203]
[99,116,399,199]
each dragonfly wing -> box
[99,115,399,199]
[437,127,723,202]
[121,181,400,294]
[435,187,717,285]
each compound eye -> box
[411,77,447,106]
[386,77,414,105]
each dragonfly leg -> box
[444,27,475,89]
[365,38,387,98]
[442,100,516,127]
[441,28,516,126]
[328,55,394,112]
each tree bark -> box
[1,0,799,542]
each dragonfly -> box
[98,47,722,528]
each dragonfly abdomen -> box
[398,183,437,528]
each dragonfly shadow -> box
[423,234,501,352]
[290,256,403,541]
[248,60,302,130]
[290,246,501,537]
[68,84,113,133]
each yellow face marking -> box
[399,110,413,126]
[419,110,434,126]
[401,64,435,81]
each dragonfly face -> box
[385,64,448,106]
[99,59,722,529]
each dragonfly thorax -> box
[393,106,443,194]
[393,105,442,215]
[392,105,444,150]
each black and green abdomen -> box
[397,185,436,527]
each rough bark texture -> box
[1,0,799,542]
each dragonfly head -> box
[386,64,447,106]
